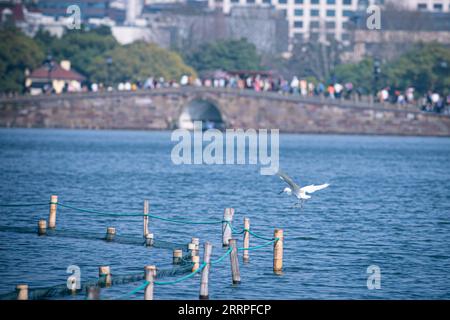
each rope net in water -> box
[0,260,194,300]
[0,199,280,300]
[0,225,188,251]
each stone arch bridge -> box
[0,87,449,136]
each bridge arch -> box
[177,98,225,130]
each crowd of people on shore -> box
[14,71,450,115]
[113,74,449,114]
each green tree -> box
[88,41,196,84]
[385,42,450,95]
[0,28,45,93]
[46,27,119,82]
[185,39,262,73]
[332,58,375,93]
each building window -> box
[311,9,320,16]
[310,32,319,41]
[294,21,303,28]
[326,9,335,16]
[262,0,270,3]
[294,0,304,3]
[433,4,443,11]
[343,0,352,5]
[343,10,353,17]
[325,21,335,28]
[247,0,255,3]
[342,33,351,41]
[327,0,336,4]
[278,0,287,4]
[310,0,320,4]
[417,3,427,10]
[310,21,320,28]
[295,9,303,16]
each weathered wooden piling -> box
[99,266,112,287]
[243,218,250,263]
[192,237,200,249]
[192,255,200,272]
[145,233,154,246]
[143,200,149,237]
[48,195,58,229]
[188,242,197,256]
[273,229,284,274]
[144,265,156,300]
[105,227,116,242]
[222,208,234,247]
[173,249,183,264]
[199,242,212,300]
[38,219,47,236]
[16,284,28,300]
[86,286,100,300]
[229,239,241,284]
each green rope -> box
[247,229,275,241]
[57,202,223,225]
[154,262,206,285]
[113,281,149,300]
[148,215,222,225]
[226,221,274,241]
[57,203,143,216]
[210,247,233,265]
[113,262,206,299]
[237,238,278,251]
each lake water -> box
[0,129,449,299]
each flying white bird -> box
[277,171,330,208]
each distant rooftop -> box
[29,64,85,82]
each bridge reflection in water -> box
[178,99,224,130]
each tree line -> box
[0,25,449,96]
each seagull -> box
[277,171,330,208]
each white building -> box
[126,0,144,24]
[207,0,449,44]
[397,0,450,12]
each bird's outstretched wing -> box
[276,170,300,191]
[301,184,330,194]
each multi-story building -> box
[35,0,110,20]
[207,0,386,44]
[398,0,450,12]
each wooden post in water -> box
[222,208,234,247]
[199,242,212,300]
[188,242,197,256]
[38,219,47,236]
[229,239,241,284]
[99,266,112,287]
[192,237,200,251]
[145,233,154,246]
[173,249,183,264]
[106,227,116,242]
[273,229,284,274]
[48,195,58,229]
[192,255,200,272]
[243,218,250,263]
[144,265,156,300]
[16,284,28,300]
[143,200,149,237]
[86,286,100,300]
